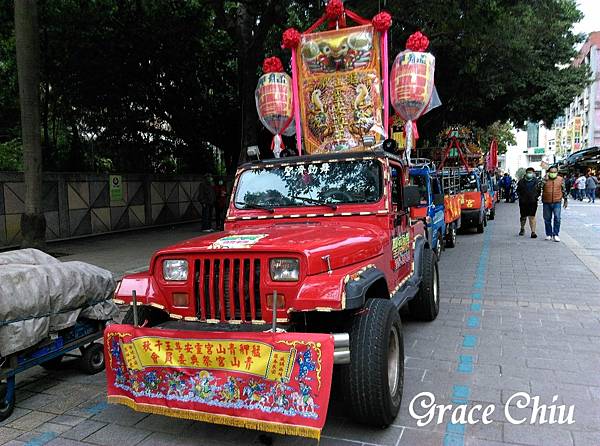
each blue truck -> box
[409,159,462,258]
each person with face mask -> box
[516,167,540,238]
[540,166,567,242]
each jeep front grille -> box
[193,257,263,322]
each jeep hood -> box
[155,222,385,275]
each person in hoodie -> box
[516,167,540,238]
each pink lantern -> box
[255,57,295,157]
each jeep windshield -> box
[235,159,382,209]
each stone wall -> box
[0,172,211,246]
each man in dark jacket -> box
[516,167,540,238]
[502,173,512,202]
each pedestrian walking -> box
[502,173,512,203]
[585,173,598,203]
[575,173,587,201]
[198,175,215,231]
[540,166,568,242]
[516,167,540,238]
[565,174,573,196]
[213,178,228,229]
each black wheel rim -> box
[91,351,104,368]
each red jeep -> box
[114,150,440,426]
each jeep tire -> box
[341,299,403,427]
[0,379,15,422]
[409,248,440,321]
[122,306,169,327]
[476,213,485,233]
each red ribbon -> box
[372,11,392,32]
[262,57,284,73]
[281,28,301,49]
[325,0,344,20]
[406,31,430,52]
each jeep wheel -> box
[341,299,403,427]
[0,379,15,422]
[122,306,169,327]
[445,225,456,248]
[476,215,485,233]
[409,249,440,321]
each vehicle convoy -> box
[409,159,462,256]
[114,150,440,425]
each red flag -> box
[487,139,498,171]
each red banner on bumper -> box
[104,325,334,439]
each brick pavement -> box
[1,202,599,446]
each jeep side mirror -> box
[402,185,421,208]
[481,185,488,193]
[433,193,445,206]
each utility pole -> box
[15,0,46,249]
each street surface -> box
[1,201,600,446]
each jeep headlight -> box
[163,259,188,281]
[270,258,299,281]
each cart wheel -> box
[0,378,15,422]
[80,343,105,375]
[41,355,64,370]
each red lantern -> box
[389,32,436,161]
[255,58,295,157]
[389,49,435,122]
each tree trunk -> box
[15,0,46,249]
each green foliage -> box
[473,121,516,155]
[0,138,22,171]
[0,0,591,172]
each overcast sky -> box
[574,0,600,35]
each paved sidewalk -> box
[1,202,599,446]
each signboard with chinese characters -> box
[105,325,334,439]
[297,25,384,154]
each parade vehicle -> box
[457,169,488,232]
[113,148,440,425]
[437,129,488,233]
[409,158,462,256]
[105,3,443,439]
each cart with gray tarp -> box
[0,249,118,421]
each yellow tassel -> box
[107,395,321,440]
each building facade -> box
[554,32,600,158]
[498,122,556,176]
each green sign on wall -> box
[109,175,123,201]
[533,147,545,154]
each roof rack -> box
[410,158,436,170]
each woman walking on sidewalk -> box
[586,173,598,203]
[516,167,540,238]
[541,166,568,242]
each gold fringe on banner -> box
[108,395,321,440]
